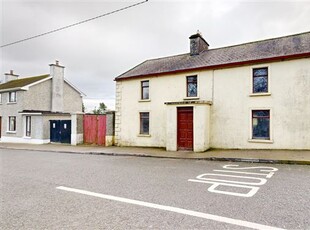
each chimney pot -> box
[56,60,59,66]
[10,70,14,75]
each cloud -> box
[1,0,310,111]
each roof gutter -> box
[0,87,25,93]
[114,52,310,81]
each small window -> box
[187,75,197,97]
[253,68,268,93]
[9,91,17,102]
[252,110,270,140]
[26,116,31,137]
[141,81,149,100]
[9,116,16,131]
[140,112,149,135]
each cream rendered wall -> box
[115,70,213,148]
[211,58,310,149]
[117,58,310,150]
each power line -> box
[1,0,148,48]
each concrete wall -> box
[63,82,83,113]
[23,80,52,111]
[0,91,24,139]
[71,113,84,145]
[116,58,310,150]
[105,111,115,146]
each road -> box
[1,149,309,229]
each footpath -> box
[0,142,310,165]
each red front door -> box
[177,107,193,151]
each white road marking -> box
[222,165,278,172]
[196,173,267,185]
[189,165,279,197]
[188,179,260,197]
[56,186,284,230]
[213,170,275,178]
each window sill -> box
[23,136,31,139]
[139,99,151,102]
[138,134,151,137]
[248,139,273,144]
[7,102,17,104]
[6,131,17,134]
[183,97,200,100]
[249,93,271,97]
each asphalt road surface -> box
[1,149,309,229]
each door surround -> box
[177,107,194,151]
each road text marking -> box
[56,186,283,230]
[189,165,278,197]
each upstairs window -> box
[253,67,268,93]
[187,75,197,97]
[9,116,16,132]
[9,91,16,103]
[140,112,149,135]
[252,110,270,140]
[141,80,149,100]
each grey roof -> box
[116,31,310,80]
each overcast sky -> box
[1,0,310,111]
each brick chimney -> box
[3,70,19,83]
[50,60,65,112]
[189,31,209,56]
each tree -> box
[92,102,107,114]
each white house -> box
[0,61,84,144]
[114,31,310,152]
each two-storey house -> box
[114,31,310,152]
[0,61,84,144]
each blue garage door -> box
[50,120,71,144]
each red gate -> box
[83,115,106,146]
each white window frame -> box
[25,116,31,137]
[184,74,200,100]
[138,111,151,137]
[8,91,17,103]
[249,65,271,97]
[8,116,17,133]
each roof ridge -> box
[207,31,310,52]
[142,31,310,61]
[116,30,310,80]
[17,74,50,80]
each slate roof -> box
[0,74,50,91]
[116,31,310,80]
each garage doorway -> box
[50,120,71,144]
